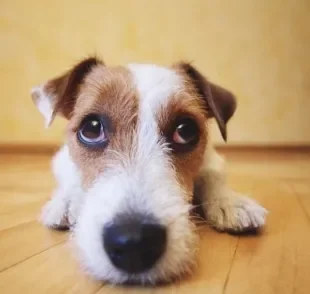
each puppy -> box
[31,57,267,284]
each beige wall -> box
[0,0,309,146]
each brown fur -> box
[45,57,104,120]
[66,65,139,187]
[174,62,237,141]
[157,90,208,201]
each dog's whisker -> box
[189,201,208,211]
[166,205,207,228]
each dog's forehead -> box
[127,63,183,95]
[127,63,183,111]
[79,63,185,117]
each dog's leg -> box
[40,145,84,229]
[199,145,267,232]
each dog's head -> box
[31,57,236,284]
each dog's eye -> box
[172,118,199,146]
[78,115,107,146]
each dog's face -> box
[31,58,236,284]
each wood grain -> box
[0,150,309,293]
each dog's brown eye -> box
[172,118,199,146]
[78,115,107,146]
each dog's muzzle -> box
[103,215,167,274]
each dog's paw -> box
[39,192,70,230]
[207,192,268,233]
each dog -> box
[31,57,267,285]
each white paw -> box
[39,190,70,230]
[208,193,268,233]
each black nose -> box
[103,220,167,273]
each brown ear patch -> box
[49,57,104,119]
[31,57,104,126]
[208,82,237,128]
[175,62,237,141]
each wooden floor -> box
[0,149,310,294]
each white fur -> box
[199,141,268,231]
[39,63,267,285]
[31,85,55,127]
[40,145,84,228]
[74,64,197,283]
[74,148,197,283]
[127,63,182,112]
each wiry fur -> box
[199,141,267,232]
[32,59,267,285]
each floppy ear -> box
[176,62,237,141]
[31,57,103,127]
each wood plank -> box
[0,243,101,294]
[0,200,44,231]
[223,179,310,294]
[97,228,238,294]
[0,154,54,191]
[0,221,66,272]
[0,190,48,231]
[0,151,309,293]
[289,180,310,221]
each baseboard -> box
[0,143,310,155]
[215,144,310,152]
[0,144,60,155]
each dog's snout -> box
[103,220,167,274]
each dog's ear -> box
[31,57,104,127]
[176,62,237,141]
